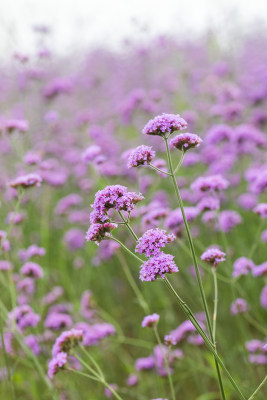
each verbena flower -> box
[135,355,155,371]
[170,133,202,152]
[48,352,67,379]
[218,210,242,232]
[200,248,226,267]
[191,175,229,192]
[253,203,267,218]
[142,113,187,137]
[85,223,117,245]
[231,298,249,314]
[252,262,267,277]
[233,257,254,278]
[136,228,175,257]
[127,145,155,168]
[52,329,84,357]
[197,196,220,212]
[20,262,43,279]
[139,253,178,281]
[8,174,42,189]
[91,185,144,222]
[8,305,40,331]
[142,313,160,327]
[45,313,73,331]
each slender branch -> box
[148,164,172,176]
[173,150,185,174]
[164,137,226,399]
[110,237,143,264]
[248,375,267,400]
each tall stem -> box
[118,220,242,399]
[153,326,176,400]
[248,375,267,400]
[164,137,226,399]
[164,278,245,400]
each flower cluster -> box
[139,253,178,281]
[136,228,175,257]
[142,113,187,136]
[191,175,229,192]
[85,223,117,245]
[142,313,160,328]
[170,133,202,152]
[90,185,144,223]
[127,145,155,168]
[8,174,42,189]
[200,248,226,267]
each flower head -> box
[136,228,175,257]
[142,113,187,137]
[139,253,178,282]
[8,174,42,189]
[170,133,202,152]
[231,298,249,315]
[20,262,43,279]
[200,248,226,267]
[85,223,117,245]
[48,352,67,379]
[191,175,229,193]
[52,329,84,357]
[142,313,160,328]
[253,203,267,218]
[127,145,155,168]
[91,185,143,222]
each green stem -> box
[173,150,185,174]
[118,212,139,241]
[148,164,172,176]
[248,375,267,400]
[153,325,176,400]
[164,278,245,400]
[164,137,226,399]
[248,219,264,259]
[111,237,143,263]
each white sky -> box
[0,0,267,57]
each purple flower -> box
[1,118,28,134]
[0,260,13,271]
[52,329,84,357]
[233,257,254,278]
[24,151,42,165]
[205,124,233,144]
[170,133,202,152]
[64,228,84,251]
[230,298,249,315]
[25,334,41,356]
[135,355,155,371]
[127,145,155,168]
[20,262,43,279]
[126,374,139,386]
[253,203,267,218]
[82,145,102,164]
[45,313,73,331]
[260,286,267,309]
[80,290,94,320]
[104,384,118,398]
[218,210,242,232]
[261,230,267,243]
[48,352,67,379]
[85,223,117,245]
[197,196,220,212]
[91,185,144,222]
[136,228,175,257]
[142,313,160,328]
[82,323,116,346]
[237,193,258,210]
[191,175,229,192]
[0,231,10,252]
[142,113,187,137]
[8,305,40,331]
[55,194,82,215]
[200,248,226,267]
[139,253,178,282]
[42,286,64,305]
[8,174,42,189]
[252,262,267,277]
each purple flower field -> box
[0,27,267,400]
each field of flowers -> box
[0,29,266,400]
